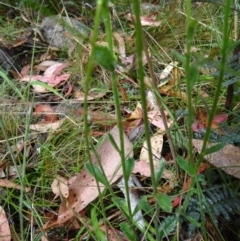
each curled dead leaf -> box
[51,176,69,199]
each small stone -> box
[40,16,90,49]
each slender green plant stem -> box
[132,1,161,239]
[102,0,134,227]
[197,0,231,168]
[83,3,111,240]
[185,0,195,173]
[141,33,178,177]
[181,0,199,215]
[182,0,231,230]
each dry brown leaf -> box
[127,12,162,27]
[43,125,133,228]
[34,104,59,122]
[140,134,163,166]
[159,62,178,81]
[21,64,31,77]
[0,206,11,241]
[74,90,108,100]
[51,176,69,199]
[146,91,159,111]
[113,32,126,60]
[0,170,5,178]
[29,118,66,133]
[147,110,172,129]
[128,102,142,120]
[192,139,240,178]
[0,179,30,192]
[41,234,48,241]
[7,166,21,177]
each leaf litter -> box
[0,205,11,241]
[44,125,134,228]
[1,1,240,240]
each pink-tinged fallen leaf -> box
[43,126,133,229]
[21,64,30,77]
[34,105,59,122]
[51,176,69,199]
[20,62,70,89]
[140,16,162,27]
[147,110,172,129]
[133,160,172,179]
[68,176,77,186]
[172,196,181,208]
[0,179,30,192]
[30,118,66,133]
[0,206,11,241]
[121,54,135,66]
[21,74,70,87]
[212,114,228,124]
[192,119,205,133]
[34,60,61,71]
[127,12,161,27]
[64,84,73,97]
[192,139,240,178]
[45,62,70,76]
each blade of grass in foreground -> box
[132,1,162,239]
[182,0,232,240]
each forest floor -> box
[0,1,240,241]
